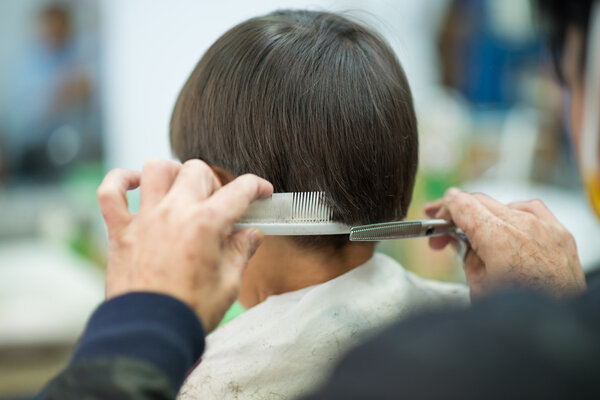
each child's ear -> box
[210,165,235,185]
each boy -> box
[171,10,468,399]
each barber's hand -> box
[425,188,586,300]
[97,159,273,331]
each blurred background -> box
[1,0,599,397]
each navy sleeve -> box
[71,292,205,390]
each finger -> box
[97,169,141,232]
[426,199,465,250]
[205,174,274,228]
[169,159,221,202]
[429,234,453,250]
[443,188,511,221]
[508,199,560,223]
[427,202,453,249]
[140,159,181,210]
[434,202,451,221]
[222,228,263,283]
[473,193,550,232]
[211,165,235,185]
[424,199,444,218]
[443,191,503,258]
[470,192,513,220]
[462,249,487,301]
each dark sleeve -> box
[304,289,600,400]
[38,292,205,400]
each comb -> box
[349,219,459,241]
[234,192,351,235]
[349,219,470,262]
[235,192,469,259]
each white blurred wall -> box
[98,0,448,170]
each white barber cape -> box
[178,253,469,400]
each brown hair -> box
[170,10,418,248]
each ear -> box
[210,165,235,185]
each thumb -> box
[223,228,263,281]
[463,250,487,300]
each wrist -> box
[72,292,205,390]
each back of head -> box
[171,10,418,247]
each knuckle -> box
[529,198,545,210]
[201,205,218,220]
[155,203,171,219]
[465,213,486,237]
[197,220,218,236]
[232,175,260,198]
[109,167,126,175]
[183,159,216,182]
[232,235,248,255]
[471,192,486,201]
[183,158,209,170]
[454,192,470,204]
[194,206,220,230]
[522,213,539,232]
[240,173,259,180]
[239,174,259,188]
[102,168,125,183]
[445,193,472,223]
[143,158,166,171]
[96,185,115,203]
[451,192,472,211]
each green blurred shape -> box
[218,301,246,327]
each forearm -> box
[38,293,205,400]
[39,357,176,400]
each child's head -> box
[170,10,418,245]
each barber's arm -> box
[38,159,273,399]
[425,188,586,299]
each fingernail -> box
[249,229,263,256]
[446,187,460,198]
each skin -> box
[211,166,376,309]
[425,190,585,299]
[238,238,374,308]
[97,158,273,331]
[425,25,590,300]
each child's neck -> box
[238,237,375,308]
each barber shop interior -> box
[1,0,599,399]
